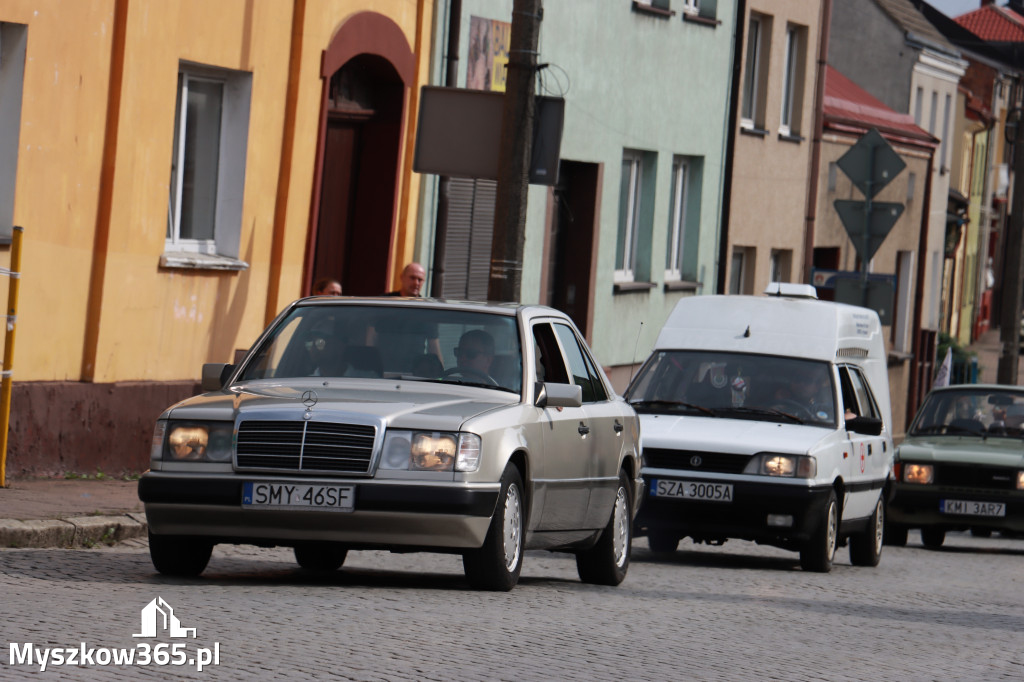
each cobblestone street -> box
[2,531,1022,680]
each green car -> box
[887,385,1024,547]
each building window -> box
[942,93,952,172]
[616,150,656,284]
[741,13,770,129]
[780,24,806,136]
[893,251,914,351]
[165,62,252,265]
[665,156,703,282]
[929,90,938,136]
[914,87,923,127]
[907,172,916,202]
[769,249,791,283]
[729,247,754,295]
[828,162,838,192]
[0,23,27,242]
[682,0,699,13]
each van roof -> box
[655,294,884,363]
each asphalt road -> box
[1,531,1021,680]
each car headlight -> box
[902,463,934,484]
[1017,471,1024,490]
[380,431,482,473]
[159,421,234,462]
[743,453,816,478]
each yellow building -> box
[0,0,432,477]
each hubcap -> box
[502,483,523,571]
[873,500,884,553]
[612,487,629,568]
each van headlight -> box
[158,421,234,462]
[380,431,482,472]
[743,453,817,478]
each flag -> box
[933,347,953,388]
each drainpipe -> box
[716,0,746,294]
[429,0,462,298]
[802,0,831,283]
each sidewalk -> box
[0,477,146,548]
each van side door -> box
[838,364,887,520]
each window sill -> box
[887,350,913,367]
[160,251,250,271]
[664,279,701,292]
[613,281,657,294]
[740,125,769,138]
[632,1,675,18]
[778,131,805,143]
[682,13,720,27]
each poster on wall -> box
[467,16,511,92]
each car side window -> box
[843,366,881,420]
[553,323,600,403]
[532,323,570,385]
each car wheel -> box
[921,527,945,548]
[647,531,680,554]
[970,528,992,538]
[800,490,838,573]
[576,471,633,586]
[849,497,884,567]
[463,465,524,591]
[148,532,212,577]
[883,522,908,547]
[293,543,347,571]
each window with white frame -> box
[665,156,702,282]
[780,24,806,136]
[769,249,791,283]
[741,13,770,129]
[0,23,28,242]
[682,0,699,14]
[616,151,644,282]
[165,62,252,266]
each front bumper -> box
[634,474,834,548]
[139,472,500,549]
[887,485,1024,532]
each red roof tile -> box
[824,65,937,147]
[955,4,1024,42]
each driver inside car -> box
[452,329,495,382]
[772,366,833,422]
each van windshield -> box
[626,351,837,427]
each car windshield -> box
[910,388,1024,438]
[625,350,836,427]
[237,304,522,394]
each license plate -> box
[242,482,354,511]
[651,479,733,502]
[939,499,1005,517]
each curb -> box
[0,513,147,549]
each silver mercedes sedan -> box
[139,297,641,590]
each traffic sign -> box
[834,199,905,262]
[836,128,906,199]
[835,278,894,325]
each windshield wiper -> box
[628,399,716,417]
[724,406,805,424]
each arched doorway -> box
[307,12,414,296]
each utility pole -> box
[998,108,1024,385]
[488,0,542,303]
[429,0,462,298]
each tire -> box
[294,543,347,571]
[800,490,838,573]
[576,471,633,586]
[921,527,945,548]
[883,523,908,547]
[647,532,680,554]
[463,465,524,591]
[849,497,884,567]
[148,532,213,577]
[970,528,992,538]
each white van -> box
[626,284,894,571]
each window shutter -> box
[443,178,496,301]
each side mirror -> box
[201,363,234,392]
[846,415,883,436]
[534,382,583,408]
